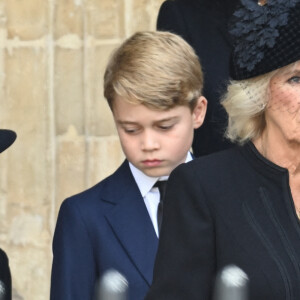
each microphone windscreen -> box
[95,269,128,300]
[213,265,249,300]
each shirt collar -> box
[129,152,193,197]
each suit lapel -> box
[103,161,158,285]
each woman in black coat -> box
[157,0,239,156]
[0,129,16,300]
[146,1,300,299]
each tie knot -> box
[154,180,168,200]
[154,180,167,189]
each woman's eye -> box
[288,76,300,84]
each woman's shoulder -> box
[192,145,242,169]
[172,145,246,188]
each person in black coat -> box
[146,1,300,299]
[0,249,12,300]
[0,129,17,300]
[157,0,239,156]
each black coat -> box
[0,249,12,300]
[157,0,239,156]
[146,142,300,300]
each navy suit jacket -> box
[50,160,158,300]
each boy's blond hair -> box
[104,31,203,111]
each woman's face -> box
[265,61,300,145]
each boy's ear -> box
[192,96,207,129]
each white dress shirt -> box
[129,152,193,237]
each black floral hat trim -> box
[229,0,298,72]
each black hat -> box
[0,129,17,153]
[229,0,300,80]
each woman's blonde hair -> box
[222,71,275,144]
[104,31,203,111]
[222,61,299,144]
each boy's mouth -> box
[142,159,163,167]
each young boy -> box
[50,31,207,300]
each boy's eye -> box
[288,76,300,84]
[124,128,136,133]
[123,127,140,134]
[158,124,174,130]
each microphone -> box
[0,280,6,300]
[213,265,249,300]
[95,269,128,300]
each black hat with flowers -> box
[229,0,300,80]
[0,129,17,153]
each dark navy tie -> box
[154,181,167,233]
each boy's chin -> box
[141,167,171,178]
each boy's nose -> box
[141,131,160,151]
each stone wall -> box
[0,0,164,298]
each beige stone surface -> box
[4,0,48,40]
[55,48,84,135]
[87,135,125,186]
[55,126,86,215]
[54,0,83,39]
[10,246,51,299]
[85,44,120,137]
[85,0,125,39]
[130,0,165,34]
[3,48,49,208]
[0,0,165,299]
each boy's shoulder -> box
[62,159,138,208]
